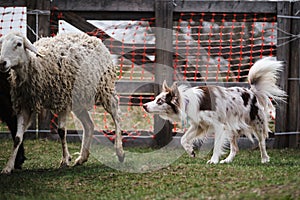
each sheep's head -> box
[0,32,44,73]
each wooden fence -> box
[0,0,299,148]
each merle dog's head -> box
[143,80,181,122]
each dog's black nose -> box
[143,104,148,112]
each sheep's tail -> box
[248,57,287,105]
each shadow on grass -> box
[1,162,115,177]
[0,163,120,199]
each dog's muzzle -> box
[143,104,149,112]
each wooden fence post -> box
[275,1,300,148]
[154,0,174,147]
[287,1,300,148]
[26,0,53,134]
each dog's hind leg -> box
[207,124,229,164]
[256,125,270,163]
[258,138,269,163]
[252,114,270,163]
[220,132,239,163]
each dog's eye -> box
[16,42,22,47]
[157,98,165,105]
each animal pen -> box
[0,0,299,148]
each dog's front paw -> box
[220,158,233,164]
[190,151,196,158]
[207,159,219,164]
[261,156,270,163]
[183,147,196,158]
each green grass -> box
[0,139,299,200]
[0,123,8,132]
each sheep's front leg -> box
[102,94,124,162]
[109,95,124,162]
[57,111,72,168]
[113,116,124,163]
[2,111,32,174]
[6,117,26,169]
[74,109,94,165]
[57,128,72,167]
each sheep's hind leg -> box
[57,111,72,168]
[2,110,32,174]
[74,109,94,165]
[104,94,124,162]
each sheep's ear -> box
[23,37,45,57]
[162,80,171,92]
[0,36,3,47]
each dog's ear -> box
[171,82,180,106]
[162,80,171,92]
[170,82,179,95]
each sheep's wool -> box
[10,33,116,114]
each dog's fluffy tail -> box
[248,57,286,104]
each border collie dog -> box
[143,57,286,164]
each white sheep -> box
[0,32,124,174]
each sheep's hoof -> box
[14,164,23,170]
[14,156,27,169]
[116,148,125,163]
[1,167,13,175]
[117,153,125,163]
[74,156,88,166]
[59,161,70,168]
[59,156,72,168]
